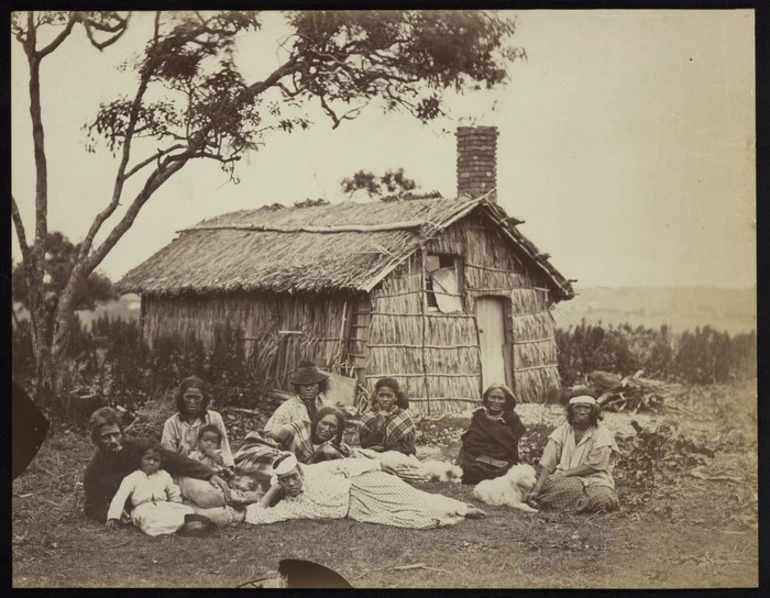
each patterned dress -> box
[537,422,621,513]
[358,407,417,455]
[107,469,194,536]
[244,458,472,529]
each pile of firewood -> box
[583,370,688,414]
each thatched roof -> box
[118,196,575,300]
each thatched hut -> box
[118,126,575,414]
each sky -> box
[11,10,756,291]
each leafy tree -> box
[12,232,117,337]
[11,10,524,406]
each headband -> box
[569,395,597,405]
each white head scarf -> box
[569,395,597,405]
[270,454,299,487]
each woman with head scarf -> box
[459,384,527,485]
[267,406,353,464]
[263,361,331,435]
[358,377,416,456]
[527,395,621,513]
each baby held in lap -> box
[189,425,263,506]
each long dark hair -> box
[176,376,211,418]
[566,403,603,426]
[310,406,347,445]
[374,377,409,410]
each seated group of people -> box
[84,361,620,537]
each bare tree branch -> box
[83,22,125,50]
[36,13,79,59]
[11,194,32,261]
[122,144,186,179]
[83,160,187,274]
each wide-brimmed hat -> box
[178,513,217,538]
[289,362,329,386]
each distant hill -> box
[15,288,756,337]
[552,287,756,335]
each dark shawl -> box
[461,408,526,463]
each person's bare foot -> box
[465,506,487,519]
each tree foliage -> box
[12,232,117,324]
[556,320,756,387]
[341,168,417,197]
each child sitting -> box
[105,444,194,536]
[188,425,235,478]
[189,425,264,507]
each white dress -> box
[244,458,470,529]
[107,469,194,536]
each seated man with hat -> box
[527,395,621,513]
[243,453,486,529]
[263,361,332,435]
[84,407,239,527]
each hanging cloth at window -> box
[431,267,462,313]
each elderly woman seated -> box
[232,407,351,493]
[459,384,527,485]
[527,395,621,513]
[267,406,353,464]
[358,377,416,455]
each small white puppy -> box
[420,460,464,483]
[473,464,539,512]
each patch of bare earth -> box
[13,382,757,588]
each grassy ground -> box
[12,382,758,589]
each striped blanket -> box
[232,432,286,492]
[269,420,353,465]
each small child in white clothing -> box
[188,425,235,478]
[106,444,194,536]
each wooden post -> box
[419,249,430,415]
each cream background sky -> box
[11,10,756,290]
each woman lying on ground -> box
[358,377,416,456]
[263,361,332,435]
[239,453,486,529]
[459,384,527,485]
[267,406,353,464]
[527,395,621,513]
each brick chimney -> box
[456,125,499,203]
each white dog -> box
[419,459,464,483]
[472,464,539,512]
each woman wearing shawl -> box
[527,395,621,513]
[267,406,353,464]
[359,377,416,456]
[459,384,527,485]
